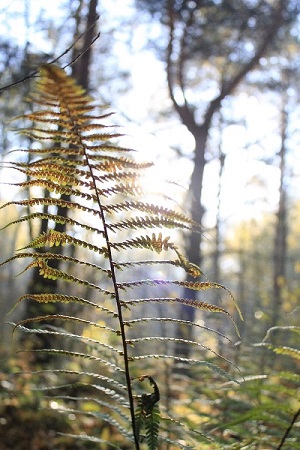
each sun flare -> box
[139,164,188,210]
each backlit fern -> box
[0,65,240,449]
[206,326,300,449]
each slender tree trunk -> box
[71,0,98,90]
[186,126,208,267]
[212,130,226,353]
[175,125,208,358]
[270,91,288,338]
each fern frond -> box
[108,215,193,233]
[174,280,242,319]
[14,326,122,357]
[159,415,214,447]
[54,395,131,426]
[18,348,125,372]
[119,279,219,291]
[105,200,198,226]
[111,233,173,253]
[6,179,99,200]
[1,65,240,449]
[261,325,300,342]
[124,317,235,345]
[13,315,120,336]
[0,212,104,235]
[17,259,113,296]
[124,297,240,338]
[7,293,116,317]
[18,229,107,255]
[127,337,238,369]
[132,356,238,382]
[55,405,133,439]
[15,366,128,391]
[278,371,300,383]
[113,259,183,270]
[0,198,102,216]
[1,252,110,277]
[255,343,300,360]
[134,376,160,450]
[40,382,129,406]
[54,433,123,448]
[124,297,233,318]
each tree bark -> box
[71,0,98,90]
[270,85,288,338]
[174,127,207,357]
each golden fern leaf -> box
[0,65,241,450]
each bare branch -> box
[276,408,300,449]
[166,0,196,131]
[204,0,287,125]
[0,14,100,94]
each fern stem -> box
[53,77,140,448]
[276,407,300,449]
[82,150,140,449]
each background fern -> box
[0,65,240,449]
[200,326,300,449]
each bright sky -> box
[0,0,66,50]
[1,0,298,232]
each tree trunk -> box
[270,90,288,338]
[71,0,98,90]
[174,125,208,358]
[212,135,226,353]
[169,0,289,361]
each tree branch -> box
[204,0,287,125]
[166,0,196,131]
[0,13,100,94]
[276,408,300,449]
[71,0,99,89]
[178,5,196,112]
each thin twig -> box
[62,32,100,71]
[0,15,100,94]
[276,408,300,449]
